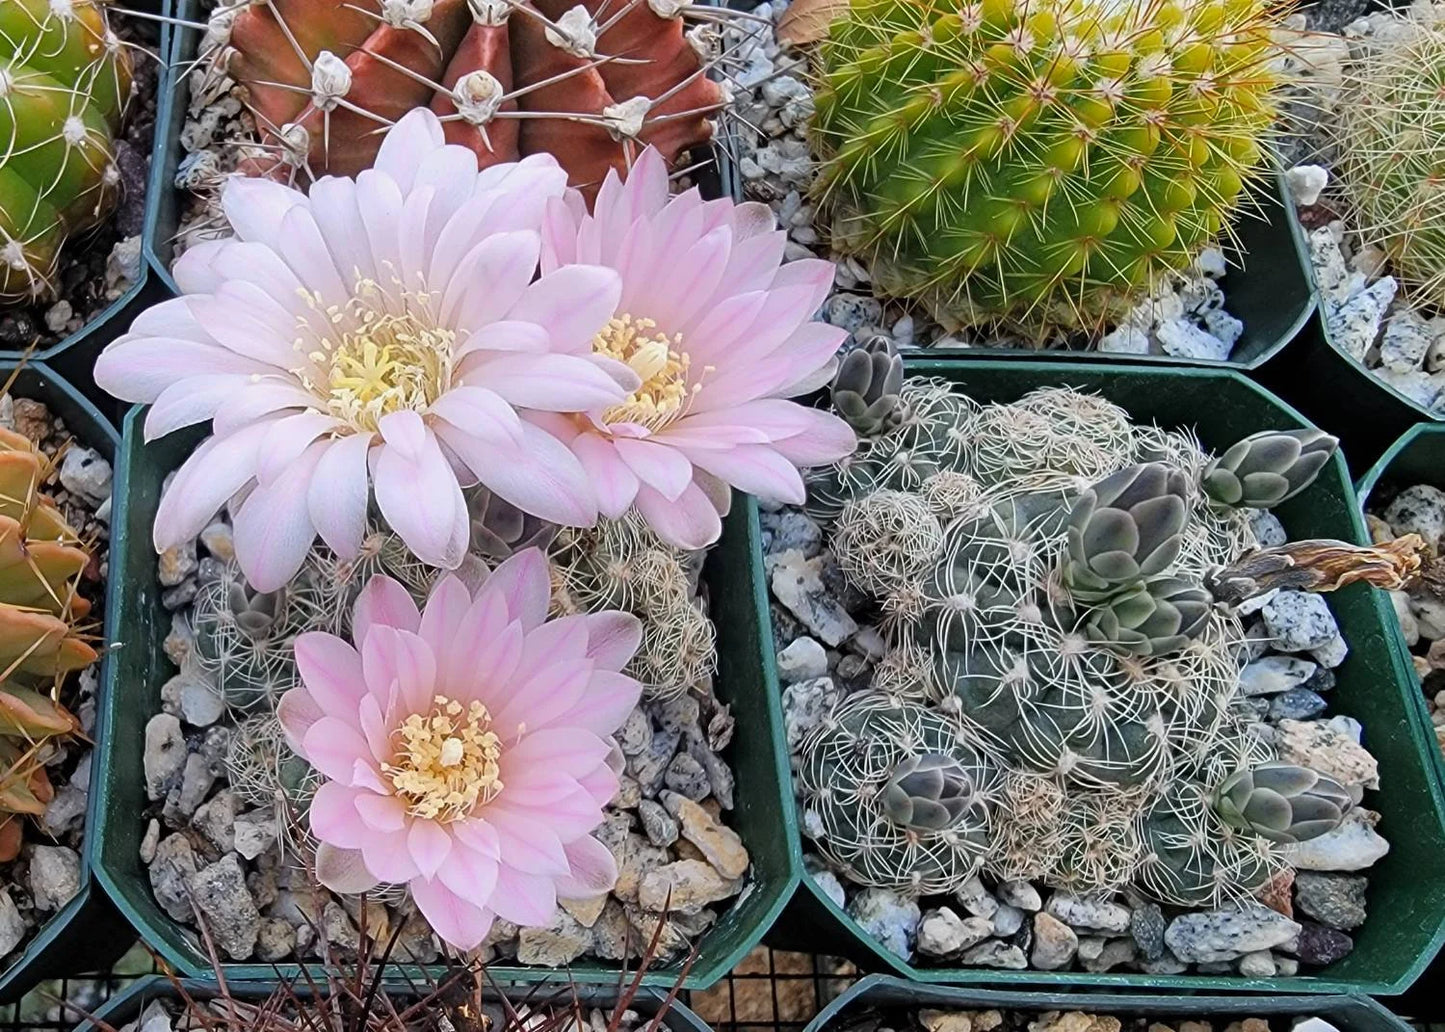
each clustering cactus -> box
[550,510,716,698]
[0,0,134,302]
[1334,9,1445,309]
[798,380,1398,907]
[0,426,98,859]
[808,0,1284,334]
[209,0,729,196]
[831,336,906,435]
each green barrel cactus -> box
[0,0,134,302]
[809,0,1283,333]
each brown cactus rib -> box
[432,22,522,167]
[590,0,724,161]
[510,9,627,198]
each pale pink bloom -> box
[533,147,857,549]
[95,109,636,591]
[277,548,643,951]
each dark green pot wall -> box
[807,975,1414,1032]
[79,975,717,1032]
[0,364,130,1003]
[91,407,797,991]
[767,358,1445,995]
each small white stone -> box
[1286,164,1329,206]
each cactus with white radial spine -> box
[0,0,134,302]
[808,0,1284,334]
[802,380,1379,908]
[796,691,998,893]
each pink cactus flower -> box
[95,109,636,591]
[277,548,643,951]
[533,147,857,550]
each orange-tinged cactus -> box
[214,0,729,198]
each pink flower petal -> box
[233,440,328,592]
[488,863,558,926]
[440,231,541,330]
[633,480,722,550]
[221,176,307,249]
[540,195,581,272]
[447,597,520,702]
[500,727,611,780]
[308,431,374,560]
[506,264,621,354]
[429,385,524,444]
[410,874,495,951]
[256,411,338,486]
[436,420,598,528]
[407,819,453,880]
[478,549,551,630]
[612,437,694,503]
[435,839,500,906]
[210,381,318,438]
[492,658,591,734]
[144,375,249,439]
[466,352,628,411]
[374,418,468,570]
[276,687,323,753]
[308,176,376,284]
[553,835,618,899]
[453,818,501,859]
[355,168,405,271]
[570,433,640,519]
[582,612,643,671]
[294,632,367,717]
[353,574,422,641]
[620,146,670,220]
[354,792,408,833]
[361,626,438,718]
[362,834,420,884]
[96,332,274,405]
[308,777,372,845]
[486,807,570,877]
[419,575,472,659]
[550,670,642,737]
[315,843,382,895]
[374,108,446,194]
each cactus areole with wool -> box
[216,0,727,197]
[808,0,1283,334]
[0,0,134,302]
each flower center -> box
[592,314,696,431]
[382,695,503,822]
[296,278,456,434]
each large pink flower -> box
[95,109,635,591]
[533,148,858,549]
[277,548,642,951]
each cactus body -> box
[1201,429,1338,510]
[1335,10,1445,309]
[218,0,725,197]
[0,0,133,302]
[809,0,1281,333]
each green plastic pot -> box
[92,406,797,991]
[12,1,177,419]
[0,363,132,1004]
[767,357,1445,995]
[903,168,1316,370]
[77,974,718,1032]
[806,974,1415,1032]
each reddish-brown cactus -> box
[212,0,729,198]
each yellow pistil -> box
[591,314,699,431]
[295,275,456,433]
[382,695,503,822]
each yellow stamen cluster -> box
[295,277,456,433]
[383,695,503,822]
[592,314,698,431]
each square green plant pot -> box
[806,974,1414,1032]
[77,974,719,1032]
[90,405,798,991]
[766,357,1445,995]
[11,1,178,419]
[0,362,132,1004]
[1355,423,1445,793]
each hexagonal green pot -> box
[0,363,131,1004]
[806,974,1414,1032]
[90,405,798,991]
[767,358,1445,995]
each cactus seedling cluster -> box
[0,0,135,302]
[211,0,728,195]
[798,361,1400,908]
[808,0,1284,334]
[0,425,98,860]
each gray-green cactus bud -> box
[1083,576,1212,657]
[1213,761,1355,843]
[882,752,983,832]
[1064,463,1189,601]
[831,336,906,436]
[1201,429,1338,510]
